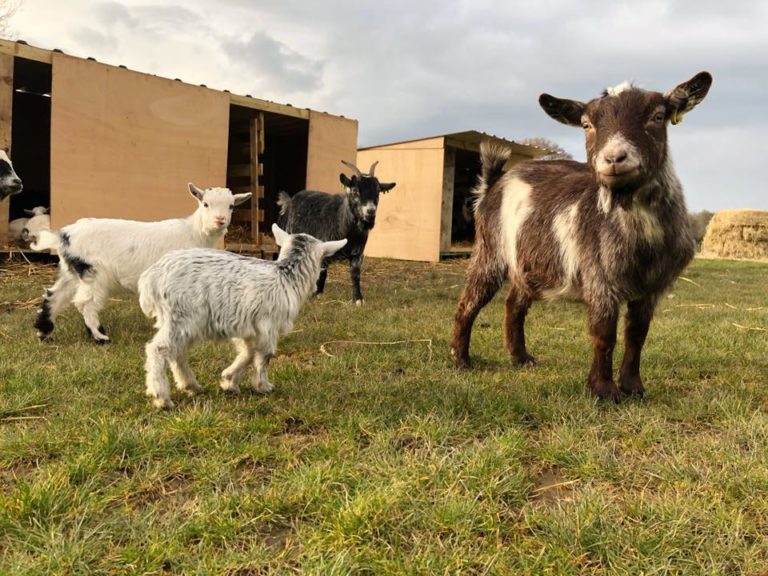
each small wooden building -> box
[0,39,357,254]
[357,131,546,262]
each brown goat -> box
[451,72,713,402]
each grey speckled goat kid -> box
[138,223,347,409]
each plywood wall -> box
[0,54,12,245]
[306,111,358,193]
[359,142,446,262]
[50,54,230,228]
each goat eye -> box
[203,202,209,208]
[582,121,592,130]
[229,205,234,210]
[655,112,665,123]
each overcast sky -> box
[9,0,768,211]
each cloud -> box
[220,31,324,95]
[9,0,768,209]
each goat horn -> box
[341,160,363,178]
[368,161,379,177]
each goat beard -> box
[358,218,375,231]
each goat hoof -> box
[220,379,241,394]
[253,381,274,394]
[513,353,537,366]
[355,299,364,307]
[182,382,204,396]
[589,379,621,403]
[619,374,645,398]
[37,332,53,343]
[92,337,111,345]
[450,348,471,369]
[152,397,174,410]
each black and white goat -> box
[277,160,396,305]
[0,150,23,202]
[451,72,713,402]
[32,184,251,343]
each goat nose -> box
[605,151,628,165]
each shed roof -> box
[0,38,337,121]
[359,130,550,158]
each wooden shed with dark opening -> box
[357,131,547,262]
[0,39,358,255]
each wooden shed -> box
[0,39,358,255]
[357,131,547,262]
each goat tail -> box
[137,274,158,321]
[30,229,59,252]
[472,141,512,207]
[276,191,292,216]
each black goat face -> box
[340,168,396,230]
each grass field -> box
[1,255,767,575]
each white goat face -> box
[0,149,23,202]
[188,183,251,235]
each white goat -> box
[20,208,51,244]
[32,183,251,343]
[8,206,48,242]
[138,223,347,409]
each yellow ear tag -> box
[670,108,684,125]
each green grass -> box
[0,255,766,575]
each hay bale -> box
[701,210,768,261]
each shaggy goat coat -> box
[451,71,712,402]
[138,224,346,409]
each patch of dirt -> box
[529,466,579,505]
[124,470,194,508]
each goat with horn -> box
[277,159,396,305]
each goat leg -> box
[586,302,620,402]
[315,267,328,296]
[504,287,536,365]
[451,264,504,368]
[350,255,364,305]
[619,296,657,398]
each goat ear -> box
[665,71,713,125]
[379,182,396,193]
[188,183,205,202]
[539,94,586,127]
[319,238,347,258]
[233,192,252,206]
[23,209,34,216]
[272,223,290,246]
[340,173,355,189]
